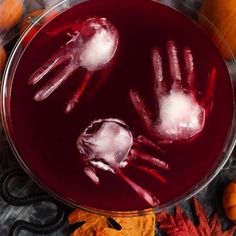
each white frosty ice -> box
[158,90,203,140]
[80,21,118,71]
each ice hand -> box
[28,17,119,113]
[130,40,216,142]
[77,118,168,207]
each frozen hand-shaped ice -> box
[130,41,216,142]
[77,118,169,206]
[28,17,119,113]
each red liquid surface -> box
[8,0,233,211]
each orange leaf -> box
[96,228,125,236]
[68,209,107,236]
[68,209,155,236]
[109,215,155,236]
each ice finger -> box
[205,67,217,102]
[84,166,100,185]
[135,135,162,153]
[184,47,196,95]
[152,48,166,97]
[131,149,169,170]
[117,170,159,207]
[200,67,216,111]
[34,63,76,101]
[130,163,167,184]
[129,89,153,131]
[87,62,114,100]
[65,72,93,113]
[167,40,182,90]
[28,54,71,85]
[47,22,81,37]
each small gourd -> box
[199,0,236,60]
[222,181,236,222]
[0,0,23,30]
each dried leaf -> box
[96,228,125,236]
[68,209,107,236]
[156,198,236,236]
[192,198,211,236]
[157,206,198,236]
[109,215,155,236]
[68,209,155,236]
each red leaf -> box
[156,198,236,236]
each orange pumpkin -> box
[0,0,23,30]
[0,45,6,73]
[199,0,236,60]
[222,181,236,222]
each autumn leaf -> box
[156,198,236,236]
[68,209,155,236]
[107,215,156,236]
[68,209,107,236]
[96,228,125,236]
